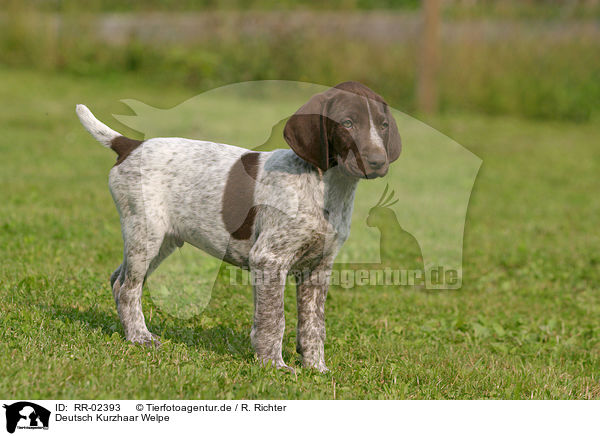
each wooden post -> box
[417,0,441,114]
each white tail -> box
[75,104,121,147]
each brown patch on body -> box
[111,136,144,166]
[222,152,260,240]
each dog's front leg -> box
[295,257,333,373]
[249,242,291,371]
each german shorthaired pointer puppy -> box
[76,81,401,372]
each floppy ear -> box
[386,107,402,163]
[283,93,330,171]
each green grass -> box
[1,67,600,399]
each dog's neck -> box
[322,165,359,218]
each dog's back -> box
[76,105,311,266]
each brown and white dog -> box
[77,81,401,372]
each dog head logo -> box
[107,80,480,322]
[116,81,481,292]
[3,402,50,434]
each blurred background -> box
[2,0,600,399]
[2,0,599,122]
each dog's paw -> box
[258,357,296,374]
[129,333,161,348]
[277,363,297,374]
[302,360,329,373]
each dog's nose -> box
[367,154,386,170]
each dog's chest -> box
[290,171,357,269]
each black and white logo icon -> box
[3,402,50,434]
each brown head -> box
[284,81,401,179]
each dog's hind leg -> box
[110,261,125,303]
[111,248,127,306]
[145,237,180,279]
[113,218,171,347]
[110,265,121,289]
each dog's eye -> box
[381,121,389,129]
[341,120,353,128]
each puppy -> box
[77,81,401,372]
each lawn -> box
[1,67,599,399]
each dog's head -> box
[284,81,401,179]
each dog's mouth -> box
[363,170,387,179]
[338,159,389,179]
